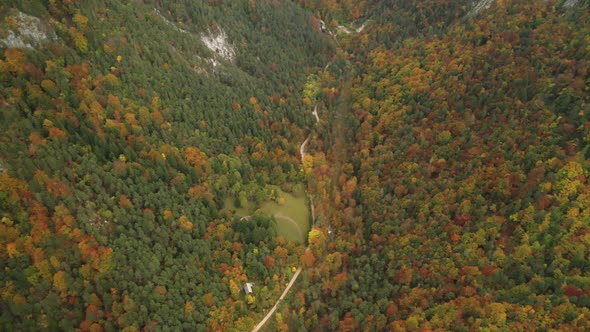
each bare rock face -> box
[467,0,581,18]
[1,11,54,49]
[200,28,236,63]
[468,0,496,17]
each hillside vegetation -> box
[2,0,590,331]
[281,0,590,330]
[0,0,327,330]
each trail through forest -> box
[250,98,318,332]
[252,68,323,332]
[251,267,302,332]
[252,22,349,330]
[252,107,318,332]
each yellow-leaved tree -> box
[53,271,67,295]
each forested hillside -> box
[0,0,328,330]
[2,0,590,331]
[279,0,590,330]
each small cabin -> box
[243,282,254,295]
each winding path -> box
[251,267,302,332]
[251,23,352,330]
[250,125,317,331]
[251,95,318,332]
[312,104,321,123]
[300,136,311,162]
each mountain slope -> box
[2,0,590,331]
[286,0,590,330]
[0,0,328,330]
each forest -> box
[282,0,590,330]
[0,0,326,330]
[1,0,589,331]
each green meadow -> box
[225,184,310,243]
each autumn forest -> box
[1,0,589,331]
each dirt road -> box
[251,267,302,332]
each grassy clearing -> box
[223,197,255,219]
[224,184,310,243]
